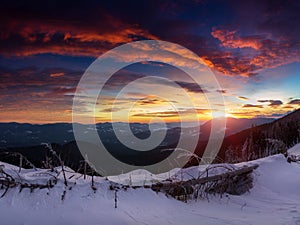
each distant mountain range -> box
[0,117,274,148]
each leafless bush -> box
[42,143,68,187]
[0,148,99,199]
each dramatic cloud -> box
[258,99,283,107]
[288,99,300,105]
[242,104,263,109]
[0,2,157,57]
[206,0,300,76]
[211,28,262,50]
[1,1,299,78]
[0,20,156,57]
[138,97,177,106]
[175,81,208,94]
[210,28,300,76]
[237,96,249,101]
[1,0,299,122]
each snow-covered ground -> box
[288,143,300,156]
[1,144,300,225]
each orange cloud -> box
[202,52,257,77]
[0,17,157,57]
[208,28,300,76]
[211,28,262,50]
[50,72,64,77]
[242,104,263,108]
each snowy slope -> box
[1,146,300,225]
[288,143,300,156]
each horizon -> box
[0,114,285,126]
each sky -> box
[0,0,300,123]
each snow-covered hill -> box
[1,145,300,225]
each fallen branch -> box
[151,164,259,200]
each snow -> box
[107,163,245,186]
[1,144,300,225]
[288,143,300,156]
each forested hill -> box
[215,109,300,162]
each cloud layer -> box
[1,1,299,77]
